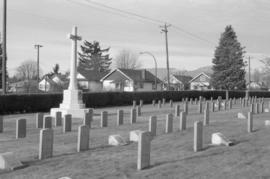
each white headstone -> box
[108,135,127,146]
[237,112,246,119]
[0,152,23,170]
[265,120,270,126]
[129,130,142,142]
[211,132,233,146]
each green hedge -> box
[0,90,269,114]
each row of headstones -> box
[39,124,90,160]
[137,108,257,170]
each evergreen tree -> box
[211,25,246,90]
[78,41,112,73]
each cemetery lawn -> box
[1,101,270,179]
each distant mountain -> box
[147,66,213,81]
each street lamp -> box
[139,52,157,90]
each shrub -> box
[0,90,268,114]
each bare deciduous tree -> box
[115,49,141,69]
[16,60,38,80]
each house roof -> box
[100,68,162,83]
[77,66,108,81]
[189,72,211,83]
[172,75,193,84]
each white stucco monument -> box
[50,26,88,118]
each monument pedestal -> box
[50,89,88,118]
[50,26,88,119]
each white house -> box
[170,74,193,90]
[189,72,212,90]
[100,68,163,92]
[76,67,107,92]
[39,75,64,92]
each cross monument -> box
[50,26,88,118]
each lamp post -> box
[140,52,157,90]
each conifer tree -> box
[211,25,246,90]
[78,41,112,73]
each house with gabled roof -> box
[39,75,64,92]
[76,66,108,92]
[100,68,163,91]
[189,72,213,90]
[170,74,193,90]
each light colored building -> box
[77,67,107,92]
[189,72,212,90]
[39,75,64,92]
[246,81,268,91]
[100,68,162,92]
[170,74,193,90]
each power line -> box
[66,0,161,26]
[76,0,215,45]
[172,25,216,45]
[83,0,164,25]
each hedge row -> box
[0,90,269,114]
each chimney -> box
[142,69,146,80]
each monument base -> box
[50,107,88,119]
[50,89,88,118]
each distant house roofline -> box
[189,72,211,83]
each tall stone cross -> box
[68,26,82,90]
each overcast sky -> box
[1,0,270,76]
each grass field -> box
[0,100,270,179]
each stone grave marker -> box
[0,152,23,170]
[108,135,127,146]
[63,114,72,133]
[175,104,180,117]
[83,111,92,128]
[152,100,155,106]
[162,98,166,106]
[184,101,188,114]
[237,112,246,119]
[250,103,254,114]
[55,111,62,126]
[130,108,136,124]
[179,112,186,131]
[198,102,202,113]
[137,131,152,170]
[117,109,124,126]
[16,119,26,139]
[39,128,53,160]
[149,116,157,136]
[194,121,203,152]
[101,111,108,127]
[248,112,253,133]
[139,100,143,107]
[169,100,173,107]
[0,116,3,133]
[165,113,173,133]
[133,100,136,108]
[203,109,209,126]
[43,115,52,129]
[36,113,43,128]
[77,125,90,152]
[211,133,233,146]
[130,130,143,142]
[158,100,162,108]
[137,106,141,117]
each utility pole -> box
[248,56,251,88]
[34,44,43,83]
[160,23,171,91]
[2,0,7,94]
